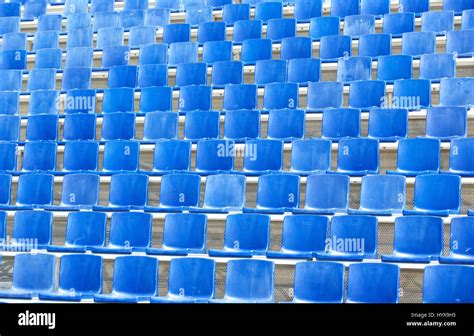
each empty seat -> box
[184,111,220,141]
[233,19,262,43]
[439,217,474,264]
[92,0,114,13]
[0,142,17,172]
[255,1,282,22]
[210,259,274,303]
[255,59,287,86]
[125,0,148,10]
[280,36,312,60]
[185,5,212,26]
[49,173,100,210]
[421,10,454,33]
[315,215,378,261]
[387,138,441,176]
[29,90,59,116]
[446,29,474,55]
[35,48,63,69]
[37,14,62,31]
[102,88,135,113]
[0,91,19,116]
[211,60,243,87]
[150,258,214,303]
[194,139,233,173]
[198,21,226,43]
[169,42,198,65]
[403,174,461,216]
[290,139,331,175]
[202,40,232,63]
[102,46,131,68]
[143,111,178,141]
[419,53,456,80]
[67,28,93,48]
[145,8,170,27]
[331,0,359,17]
[93,173,147,210]
[399,0,429,14]
[0,174,11,205]
[0,115,20,141]
[319,35,351,60]
[108,65,138,88]
[150,139,191,174]
[402,31,436,56]
[368,108,408,142]
[146,175,201,212]
[61,141,99,173]
[27,68,56,91]
[97,27,124,49]
[91,212,152,253]
[267,108,305,141]
[62,67,92,90]
[176,62,207,87]
[178,85,211,113]
[63,114,97,141]
[137,64,168,88]
[93,11,120,32]
[343,14,375,37]
[0,253,56,299]
[162,23,191,44]
[306,81,344,111]
[0,3,19,17]
[287,58,321,85]
[65,47,93,68]
[294,174,349,214]
[140,86,172,112]
[382,216,443,263]
[20,141,57,173]
[2,32,26,51]
[361,0,389,16]
[423,265,474,303]
[26,115,58,142]
[101,140,139,173]
[462,9,474,29]
[223,109,260,141]
[358,33,391,58]
[223,84,258,111]
[94,256,158,303]
[425,106,468,140]
[0,173,53,210]
[263,83,299,112]
[0,69,21,91]
[241,38,272,64]
[33,31,60,51]
[376,55,413,81]
[241,139,283,175]
[321,108,361,141]
[222,3,250,24]
[443,0,474,12]
[333,138,379,176]
[337,56,372,82]
[266,18,296,41]
[382,13,415,36]
[209,214,270,257]
[393,79,431,110]
[147,213,207,255]
[0,17,20,36]
[349,80,386,110]
[447,138,474,176]
[347,263,400,303]
[64,0,88,15]
[67,12,91,32]
[294,0,322,22]
[440,78,474,107]
[309,16,340,40]
[119,9,145,29]
[267,216,328,259]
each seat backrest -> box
[65,211,107,248]
[12,253,56,292]
[159,173,201,208]
[202,174,246,210]
[162,213,207,250]
[12,210,53,247]
[112,256,158,296]
[280,215,329,254]
[329,215,378,257]
[305,174,350,211]
[16,173,54,206]
[108,173,148,207]
[423,265,474,303]
[223,213,270,252]
[61,173,100,207]
[167,258,215,300]
[412,174,461,212]
[58,255,103,295]
[109,212,153,248]
[255,173,300,210]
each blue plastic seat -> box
[306,81,343,112]
[178,85,212,112]
[21,141,57,172]
[255,1,282,22]
[349,80,386,110]
[23,1,47,20]
[67,28,93,48]
[349,175,406,215]
[233,19,262,42]
[67,13,91,32]
[156,0,181,10]
[93,173,147,210]
[0,173,53,210]
[421,10,454,34]
[208,0,231,7]
[202,40,232,63]
[447,138,474,176]
[294,0,322,21]
[440,78,474,107]
[419,53,456,80]
[198,21,226,43]
[358,33,391,58]
[63,114,97,141]
[26,114,58,142]
[184,110,220,141]
[145,8,170,27]
[222,3,250,24]
[0,2,20,17]
[28,90,58,115]
[241,38,272,64]
[361,0,389,16]
[97,27,124,49]
[0,142,17,172]
[462,9,474,29]
[331,0,359,17]
[150,139,191,174]
[255,59,287,86]
[108,65,138,88]
[425,106,468,140]
[0,253,56,299]
[267,108,305,141]
[319,35,351,60]
[93,12,120,32]
[382,13,415,36]
[140,86,172,112]
[368,108,408,142]
[280,36,312,60]
[347,263,399,303]
[65,47,93,68]
[393,79,431,110]
[439,217,474,264]
[423,265,474,303]
[0,17,20,36]
[0,115,20,141]
[176,62,207,87]
[0,69,21,91]
[0,211,6,240]
[211,61,243,87]
[443,0,474,13]
[0,50,26,70]
[33,31,60,51]
[266,18,296,41]
[223,84,257,111]
[343,14,375,37]
[387,138,441,176]
[38,14,62,32]
[337,56,372,83]
[2,32,26,51]
[137,64,168,88]
[102,46,131,68]
[309,16,340,40]
[266,215,328,259]
[223,109,260,142]
[0,174,11,205]
[186,5,212,26]
[35,48,63,69]
[399,0,429,14]
[101,140,139,173]
[64,0,88,15]
[195,139,233,174]
[0,91,19,116]
[102,88,134,113]
[150,258,214,303]
[210,259,274,303]
[321,108,360,141]
[315,215,378,261]
[240,139,283,175]
[163,23,191,44]
[119,9,145,29]
[333,138,379,176]
[91,0,114,13]
[90,212,152,253]
[169,42,198,65]
[287,58,320,85]
[376,55,412,82]
[403,174,461,216]
[50,173,100,210]
[191,173,246,213]
[294,174,350,214]
[62,67,92,90]
[94,256,158,302]
[27,68,56,91]
[245,173,300,214]
[62,141,99,172]
[401,31,436,57]
[290,139,331,175]
[48,212,106,252]
[382,216,443,263]
[447,29,474,55]
[124,0,148,10]
[263,83,299,111]
[143,111,178,141]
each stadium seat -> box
[67,28,93,48]
[0,173,53,210]
[147,173,201,211]
[0,174,11,205]
[0,211,6,241]
[150,258,215,303]
[145,8,170,27]
[140,86,173,112]
[93,12,120,32]
[209,213,270,257]
[462,9,474,29]
[27,68,57,91]
[2,32,26,51]
[102,88,134,113]
[321,108,361,140]
[61,141,99,173]
[343,14,375,37]
[439,78,474,107]
[223,84,258,111]
[337,56,372,82]
[315,215,378,261]
[368,108,408,141]
[178,85,212,112]
[387,138,440,176]
[24,1,47,20]
[309,16,340,40]
[439,217,474,264]
[331,0,359,17]
[191,173,246,213]
[0,115,20,141]
[125,0,148,10]
[119,9,145,29]
[349,80,386,110]
[210,259,274,303]
[194,139,233,173]
[93,173,147,210]
[421,10,454,33]
[0,142,17,172]
[419,53,456,80]
[443,0,474,13]
[222,109,260,142]
[233,19,262,43]
[202,40,232,63]
[146,213,207,255]
[382,13,415,36]
[0,17,20,36]
[0,253,56,299]
[393,79,431,110]
[319,35,351,60]
[184,111,220,141]
[20,141,57,173]
[267,108,305,141]
[64,0,88,16]
[280,36,312,60]
[29,90,59,115]
[446,29,474,55]
[91,212,153,253]
[0,91,19,116]
[67,13,92,32]
[294,0,322,22]
[62,67,92,90]
[425,106,468,140]
[211,61,243,87]
[294,174,349,214]
[198,21,226,43]
[262,83,299,111]
[0,2,20,17]
[222,3,250,24]
[382,216,444,263]
[0,69,21,91]
[26,115,58,142]
[377,55,413,81]
[350,175,406,215]
[102,46,131,68]
[65,47,94,68]
[399,0,429,14]
[168,42,198,65]
[240,139,283,175]
[108,65,138,88]
[358,33,391,58]
[333,138,379,176]
[92,0,114,13]
[241,38,272,64]
[142,111,178,142]
[266,18,296,41]
[306,81,343,111]
[35,48,63,69]
[287,58,321,85]
[148,140,191,174]
[137,64,168,88]
[0,49,27,70]
[346,263,400,303]
[94,256,158,303]
[156,0,181,10]
[267,216,328,259]
[255,1,282,22]
[447,138,474,176]
[39,255,103,301]
[290,139,331,175]
[403,174,461,216]
[38,14,62,32]
[163,23,191,44]
[401,31,436,57]
[101,140,139,173]
[422,265,474,303]
[63,114,97,141]
[361,0,390,16]
[208,0,231,7]
[176,62,207,87]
